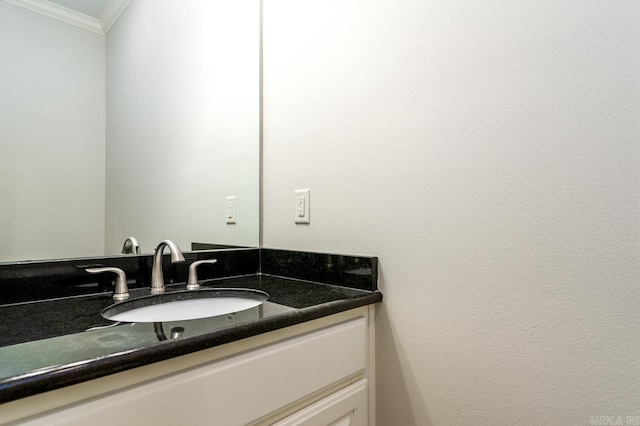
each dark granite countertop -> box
[0,273,382,404]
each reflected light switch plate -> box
[295,189,310,224]
[226,196,236,224]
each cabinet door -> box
[274,380,368,426]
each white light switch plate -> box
[295,189,310,224]
[226,196,236,224]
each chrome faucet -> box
[121,237,141,255]
[150,240,185,295]
[187,259,218,290]
[85,267,130,301]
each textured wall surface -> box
[262,0,640,424]
[0,2,105,261]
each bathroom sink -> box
[101,288,269,323]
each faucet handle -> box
[187,259,218,290]
[86,267,130,301]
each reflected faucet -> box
[150,240,185,295]
[121,237,141,255]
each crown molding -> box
[98,0,130,34]
[5,0,131,35]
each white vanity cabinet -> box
[1,306,375,426]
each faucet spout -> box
[121,236,140,255]
[150,240,185,295]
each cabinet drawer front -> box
[274,379,368,426]
[20,317,367,426]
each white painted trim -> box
[5,0,103,34]
[98,0,130,34]
[4,0,131,35]
[367,304,377,426]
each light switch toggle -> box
[295,189,310,224]
[226,196,236,224]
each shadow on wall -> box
[375,269,433,426]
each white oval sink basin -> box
[101,288,269,323]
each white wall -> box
[0,2,105,262]
[262,1,640,424]
[105,0,260,254]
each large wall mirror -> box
[0,0,260,263]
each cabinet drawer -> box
[19,317,367,426]
[274,379,368,426]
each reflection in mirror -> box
[0,0,260,263]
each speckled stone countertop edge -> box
[0,288,382,404]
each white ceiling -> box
[6,0,131,35]
[48,0,111,19]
